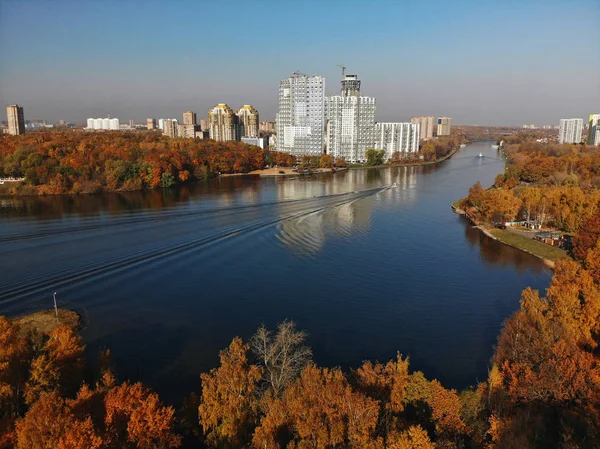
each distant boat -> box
[460,144,466,148]
[491,144,499,149]
[478,153,483,158]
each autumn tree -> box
[365,149,386,166]
[252,364,380,449]
[25,325,85,405]
[250,321,312,397]
[572,209,600,261]
[198,337,263,448]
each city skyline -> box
[1,0,598,125]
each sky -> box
[0,0,599,126]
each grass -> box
[452,197,466,209]
[488,229,570,263]
[12,309,80,343]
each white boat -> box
[478,153,483,158]
[491,144,499,149]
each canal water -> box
[0,141,551,402]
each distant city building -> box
[236,105,259,138]
[183,111,197,125]
[276,73,325,156]
[147,118,157,130]
[200,119,209,131]
[241,136,268,149]
[436,117,452,136]
[588,114,600,146]
[6,104,25,135]
[208,104,238,141]
[411,116,434,140]
[128,119,134,128]
[325,72,376,162]
[374,122,420,161]
[558,118,583,144]
[178,123,201,139]
[86,116,119,130]
[163,119,179,138]
[522,124,538,129]
[259,120,276,134]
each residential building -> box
[374,122,420,161]
[436,117,452,136]
[147,118,157,130]
[411,116,434,140]
[259,120,276,134]
[558,118,583,144]
[325,73,376,162]
[200,119,209,131]
[163,119,178,138]
[241,136,268,149]
[236,105,259,138]
[7,104,25,135]
[208,104,238,141]
[588,114,600,146]
[86,116,119,130]
[276,73,325,156]
[178,124,201,139]
[183,111,197,125]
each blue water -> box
[0,142,551,402]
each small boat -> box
[478,153,483,158]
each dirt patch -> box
[12,309,81,342]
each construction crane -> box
[336,64,346,79]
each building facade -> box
[236,105,259,138]
[558,118,583,144]
[7,105,25,136]
[163,119,179,138]
[588,114,600,146]
[374,123,420,161]
[147,118,157,130]
[436,117,452,136]
[276,73,325,156]
[411,116,434,140]
[259,120,276,134]
[178,124,201,139]
[208,104,238,141]
[183,111,197,125]
[241,136,267,149]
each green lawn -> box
[488,229,570,262]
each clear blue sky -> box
[1,0,598,125]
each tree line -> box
[0,131,312,195]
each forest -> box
[460,140,600,232]
[2,210,600,448]
[0,131,297,195]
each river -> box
[0,141,551,402]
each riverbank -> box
[11,309,81,341]
[451,203,568,268]
[350,146,459,170]
[247,167,349,177]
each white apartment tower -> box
[325,73,376,162]
[236,105,259,138]
[558,118,583,144]
[374,123,420,161]
[588,114,600,146]
[276,73,325,156]
[411,116,434,140]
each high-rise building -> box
[436,117,452,136]
[374,123,420,161]
[325,72,376,162]
[109,118,120,130]
[259,121,276,134]
[147,118,157,130]
[411,116,434,140]
[178,124,200,139]
[7,105,25,135]
[183,111,197,125]
[276,73,325,156]
[87,118,94,129]
[163,119,179,138]
[558,118,583,144]
[236,105,259,138]
[200,119,209,131]
[588,114,600,146]
[208,104,238,141]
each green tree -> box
[365,149,386,166]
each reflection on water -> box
[0,142,552,402]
